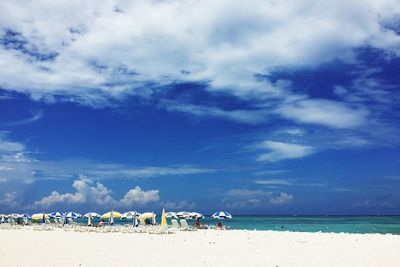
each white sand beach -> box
[1,227,399,267]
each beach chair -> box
[180,219,196,231]
[171,219,180,229]
[8,216,15,225]
[67,218,78,225]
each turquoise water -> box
[74,216,400,234]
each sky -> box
[0,0,400,215]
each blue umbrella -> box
[211,211,232,219]
[49,212,63,218]
[64,212,81,219]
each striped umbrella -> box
[211,211,232,219]
[64,212,81,219]
[49,212,63,218]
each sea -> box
[76,215,400,234]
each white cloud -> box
[120,186,159,206]
[160,100,268,124]
[32,177,160,209]
[0,191,20,208]
[160,200,197,210]
[257,141,314,162]
[223,188,293,208]
[226,188,272,198]
[254,179,292,186]
[276,99,370,129]
[0,133,213,183]
[32,191,85,208]
[1,110,43,126]
[0,1,398,125]
[268,192,293,205]
[352,200,373,208]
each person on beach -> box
[216,221,224,230]
[194,217,207,229]
[98,219,106,227]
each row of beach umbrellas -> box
[0,210,232,225]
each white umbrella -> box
[84,212,100,226]
[176,211,191,219]
[84,212,101,218]
[121,211,141,219]
[9,213,22,219]
[211,211,232,219]
[165,212,178,218]
[121,211,141,227]
[189,212,204,219]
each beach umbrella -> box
[165,212,178,218]
[189,212,204,219]
[49,212,63,218]
[9,213,22,219]
[176,211,191,219]
[22,214,30,225]
[31,213,50,220]
[0,214,5,224]
[65,212,81,219]
[84,212,101,226]
[161,208,167,226]
[84,212,101,218]
[121,211,141,227]
[138,212,156,225]
[101,211,122,219]
[121,211,141,219]
[211,211,232,219]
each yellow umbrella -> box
[31,213,50,220]
[101,211,122,219]
[161,208,167,226]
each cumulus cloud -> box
[0,0,399,129]
[32,191,85,208]
[257,141,314,162]
[31,177,160,209]
[120,186,159,206]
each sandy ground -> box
[1,227,400,267]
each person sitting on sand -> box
[194,218,207,229]
[216,221,225,230]
[98,219,106,227]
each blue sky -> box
[0,0,400,215]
